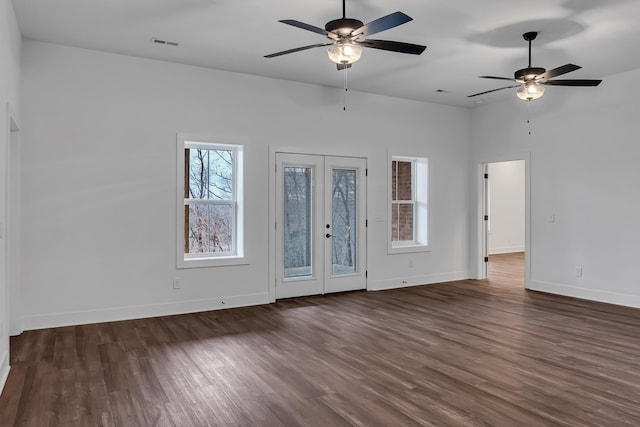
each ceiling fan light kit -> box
[327,40,363,64]
[516,82,545,101]
[468,31,602,102]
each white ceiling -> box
[12,0,640,107]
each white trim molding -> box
[527,280,640,309]
[21,292,270,331]
[369,271,470,291]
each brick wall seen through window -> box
[391,160,415,242]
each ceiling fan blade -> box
[337,63,352,71]
[541,79,602,86]
[351,11,412,37]
[360,39,426,55]
[479,76,518,82]
[265,43,331,58]
[279,19,329,36]
[468,85,520,98]
[537,64,581,81]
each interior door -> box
[275,153,366,299]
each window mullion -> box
[185,199,235,206]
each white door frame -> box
[475,152,531,288]
[268,146,368,302]
[5,103,21,337]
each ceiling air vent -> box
[152,38,179,47]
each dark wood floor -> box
[488,251,525,287]
[2,253,640,426]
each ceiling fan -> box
[265,0,426,70]
[468,31,602,101]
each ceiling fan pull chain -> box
[526,100,533,136]
[343,65,348,111]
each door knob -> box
[326,233,332,238]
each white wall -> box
[20,41,471,330]
[470,68,640,308]
[488,160,524,254]
[0,0,22,393]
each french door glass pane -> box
[331,169,357,276]
[283,167,313,278]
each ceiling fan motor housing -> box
[325,18,364,36]
[515,67,546,81]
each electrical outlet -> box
[173,278,181,289]
[547,213,555,223]
[575,267,582,278]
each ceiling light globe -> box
[517,82,545,101]
[327,41,363,65]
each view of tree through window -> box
[184,146,235,255]
[331,169,357,275]
[282,165,359,278]
[283,167,312,278]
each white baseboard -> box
[527,280,640,309]
[21,292,270,331]
[0,350,9,395]
[489,246,524,255]
[368,271,470,291]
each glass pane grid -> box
[183,143,239,258]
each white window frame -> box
[388,153,429,254]
[176,135,246,269]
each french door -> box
[275,153,367,299]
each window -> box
[389,155,428,253]
[391,159,415,242]
[177,137,244,268]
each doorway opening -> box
[482,159,527,288]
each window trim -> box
[388,153,430,254]
[176,134,246,269]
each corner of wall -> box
[0,350,9,395]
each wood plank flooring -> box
[2,253,640,426]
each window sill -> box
[177,255,248,269]
[388,244,431,255]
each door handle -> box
[326,233,332,238]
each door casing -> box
[475,152,531,287]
